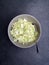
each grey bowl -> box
[8,14,41,48]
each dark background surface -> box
[0,0,49,65]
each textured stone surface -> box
[0,0,49,65]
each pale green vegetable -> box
[10,18,38,44]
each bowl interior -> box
[8,14,41,48]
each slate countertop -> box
[0,0,49,65]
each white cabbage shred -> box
[10,18,38,44]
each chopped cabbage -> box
[10,18,38,44]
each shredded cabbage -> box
[10,18,38,44]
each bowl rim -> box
[8,14,42,48]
